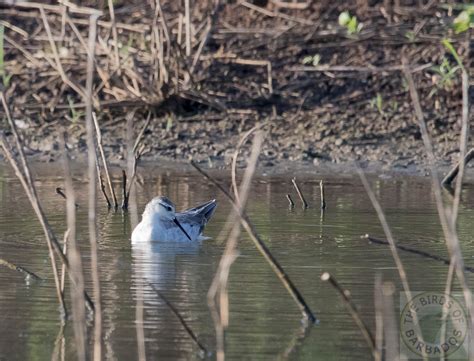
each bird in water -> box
[131,196,217,243]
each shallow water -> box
[1,166,474,360]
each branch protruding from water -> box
[291,178,308,209]
[321,272,378,358]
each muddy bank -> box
[1,1,472,173]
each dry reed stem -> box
[107,0,120,74]
[231,124,266,206]
[0,258,42,280]
[132,112,152,155]
[440,66,470,360]
[0,92,67,318]
[357,168,428,360]
[61,135,87,361]
[381,282,404,361]
[321,272,378,358]
[85,15,102,361]
[402,59,474,357]
[191,162,317,323]
[208,130,263,361]
[149,283,208,354]
[184,0,191,56]
[39,7,88,102]
[1,104,96,316]
[373,275,383,361]
[291,178,308,209]
[60,229,69,294]
[124,97,145,361]
[93,112,118,209]
[451,70,470,223]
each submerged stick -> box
[291,178,308,209]
[319,180,326,210]
[0,258,42,280]
[321,272,377,358]
[149,283,208,354]
[99,173,111,209]
[364,235,474,273]
[191,161,317,323]
[286,194,295,208]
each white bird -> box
[131,196,217,243]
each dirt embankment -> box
[1,1,472,172]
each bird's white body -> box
[131,196,217,244]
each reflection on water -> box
[1,166,474,360]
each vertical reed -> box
[61,134,87,361]
[0,92,67,318]
[85,14,102,361]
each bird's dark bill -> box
[173,218,192,241]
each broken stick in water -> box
[286,194,295,208]
[291,177,308,209]
[0,258,42,281]
[320,180,326,210]
[321,272,378,358]
[441,148,474,189]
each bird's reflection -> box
[132,241,201,292]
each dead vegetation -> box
[0,1,471,166]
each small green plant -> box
[429,57,460,96]
[452,6,474,33]
[302,54,321,67]
[0,25,12,87]
[338,11,363,35]
[67,96,84,124]
[369,93,384,115]
[404,31,416,42]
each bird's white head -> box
[142,196,192,241]
[144,196,176,220]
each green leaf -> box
[338,11,351,26]
[441,38,464,70]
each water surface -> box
[1,166,474,360]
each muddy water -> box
[1,167,474,360]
